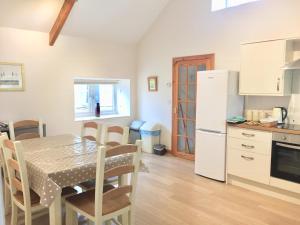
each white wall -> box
[137,0,300,148]
[0,27,137,135]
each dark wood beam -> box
[49,0,76,46]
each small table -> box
[21,134,134,225]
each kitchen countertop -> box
[228,123,300,135]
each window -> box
[212,0,259,11]
[74,78,131,120]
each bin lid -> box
[130,120,145,130]
[140,122,161,131]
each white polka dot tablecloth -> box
[20,134,146,207]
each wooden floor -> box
[5,153,300,225]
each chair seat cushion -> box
[66,185,130,216]
[14,190,40,206]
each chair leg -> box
[122,212,129,225]
[4,184,11,215]
[104,220,112,225]
[10,202,18,225]
[129,209,135,225]
[95,218,102,225]
[118,215,122,224]
[65,205,77,225]
[24,211,32,225]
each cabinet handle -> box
[241,132,255,137]
[241,144,255,149]
[241,155,254,161]
[277,78,280,92]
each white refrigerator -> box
[194,70,244,181]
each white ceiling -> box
[0,0,170,43]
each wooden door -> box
[172,54,214,160]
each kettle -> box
[272,107,288,124]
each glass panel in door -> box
[176,63,207,155]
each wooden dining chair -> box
[2,139,46,225]
[103,125,129,147]
[81,121,101,143]
[65,140,142,225]
[0,132,10,215]
[78,121,102,190]
[80,125,130,191]
[2,139,77,225]
[9,119,43,141]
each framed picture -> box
[0,62,24,91]
[148,76,158,92]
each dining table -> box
[20,134,138,225]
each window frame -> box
[98,83,118,116]
[211,0,259,11]
[74,79,119,119]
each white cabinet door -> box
[239,40,289,96]
[227,148,270,184]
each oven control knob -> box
[282,136,287,141]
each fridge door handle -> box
[196,129,224,135]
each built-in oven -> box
[271,132,300,184]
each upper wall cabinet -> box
[239,39,293,96]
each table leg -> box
[49,194,62,225]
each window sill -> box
[74,114,130,122]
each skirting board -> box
[227,175,300,205]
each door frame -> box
[171,54,215,160]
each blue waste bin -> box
[140,122,161,153]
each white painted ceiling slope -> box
[0,0,170,43]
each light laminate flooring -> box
[5,153,300,225]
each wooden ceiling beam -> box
[49,0,76,46]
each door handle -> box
[276,143,300,151]
[277,78,280,92]
[241,155,254,161]
[241,132,255,137]
[241,144,255,149]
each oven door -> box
[271,141,300,184]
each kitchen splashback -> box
[289,72,300,124]
[246,96,290,110]
[245,71,300,124]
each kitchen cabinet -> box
[239,39,292,96]
[227,127,272,184]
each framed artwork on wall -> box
[148,76,158,92]
[0,62,24,91]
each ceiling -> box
[0,0,171,43]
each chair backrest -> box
[9,119,43,141]
[2,139,31,209]
[94,140,142,222]
[103,125,129,147]
[81,121,101,142]
[0,132,9,184]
